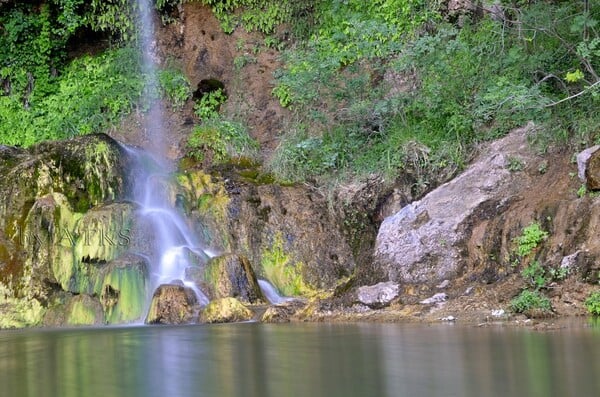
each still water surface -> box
[0,322,599,397]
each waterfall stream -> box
[132,0,211,309]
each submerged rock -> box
[199,297,253,324]
[146,283,198,325]
[356,281,400,308]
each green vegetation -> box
[158,66,192,109]
[266,1,600,188]
[187,88,258,165]
[261,233,312,296]
[194,88,227,120]
[515,222,549,258]
[200,0,316,34]
[510,289,552,316]
[0,48,144,146]
[510,222,561,317]
[585,291,600,316]
[0,0,193,146]
[187,118,258,164]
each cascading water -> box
[125,147,211,306]
[257,280,293,304]
[129,0,211,309]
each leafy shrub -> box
[200,0,317,34]
[194,88,227,120]
[158,67,191,109]
[510,289,552,316]
[515,222,549,257]
[187,117,258,164]
[521,261,548,290]
[585,291,600,316]
[0,47,146,146]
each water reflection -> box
[0,322,599,397]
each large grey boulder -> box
[374,125,536,284]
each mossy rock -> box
[198,254,265,304]
[199,297,253,324]
[0,134,131,232]
[175,170,231,251]
[94,254,149,324]
[0,134,133,304]
[65,294,104,326]
[145,283,198,325]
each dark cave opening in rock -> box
[193,78,227,101]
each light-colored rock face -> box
[357,281,399,308]
[374,125,536,284]
[577,145,600,189]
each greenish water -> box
[0,322,599,397]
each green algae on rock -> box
[65,294,104,326]
[199,253,265,303]
[95,254,149,324]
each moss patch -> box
[261,233,313,297]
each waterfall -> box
[258,280,293,305]
[131,0,211,307]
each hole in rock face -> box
[192,79,227,101]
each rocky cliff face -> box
[350,124,600,321]
[0,134,356,328]
[0,134,147,327]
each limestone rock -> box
[146,283,198,325]
[97,254,149,324]
[199,297,253,324]
[356,281,400,308]
[65,295,104,326]
[374,126,534,284]
[420,293,449,305]
[177,168,356,295]
[0,134,133,305]
[260,300,305,323]
[197,254,265,304]
[577,145,600,189]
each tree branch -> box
[544,79,600,108]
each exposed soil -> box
[110,3,289,161]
